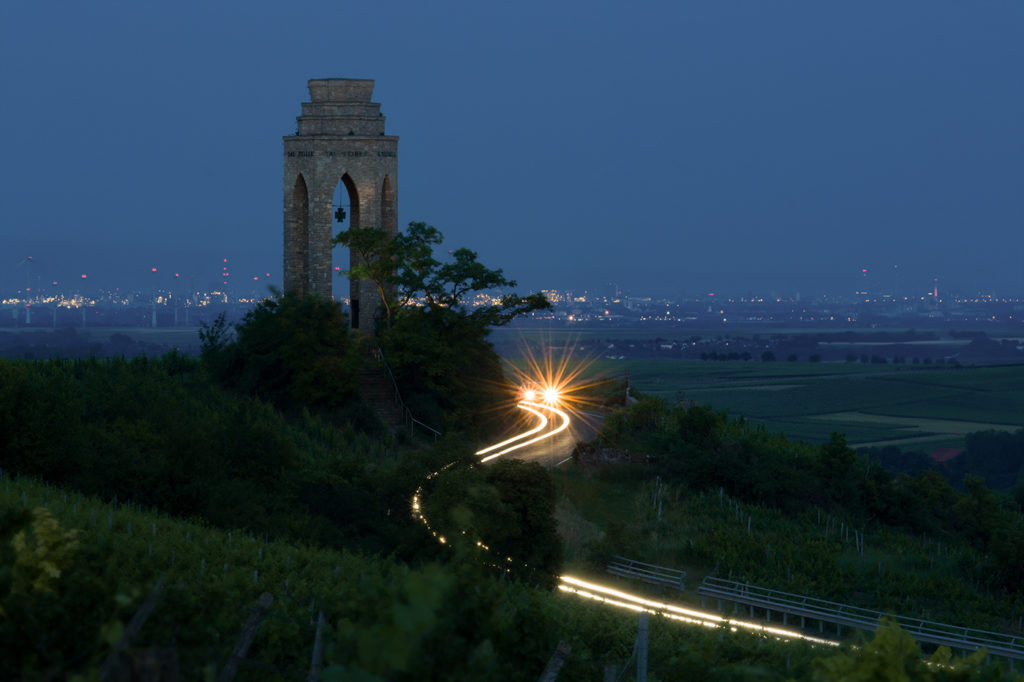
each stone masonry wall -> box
[283,78,398,331]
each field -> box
[497,329,1024,450]
[605,361,1024,448]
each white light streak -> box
[558,576,840,647]
[475,404,548,457]
[477,401,571,463]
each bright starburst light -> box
[472,334,612,463]
[504,333,609,425]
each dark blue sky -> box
[2,1,1022,298]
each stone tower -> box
[283,78,398,330]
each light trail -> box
[475,404,548,457]
[476,401,571,463]
[414,391,842,652]
[558,576,840,647]
[472,399,836,646]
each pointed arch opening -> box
[381,175,396,234]
[287,173,310,295]
[331,173,361,325]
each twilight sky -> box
[1,0,1022,299]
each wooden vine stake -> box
[537,640,572,682]
[218,592,274,682]
[99,579,165,680]
[308,610,327,682]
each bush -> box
[0,508,124,680]
[202,292,363,417]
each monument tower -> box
[283,78,398,330]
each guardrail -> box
[699,576,1024,661]
[607,555,686,591]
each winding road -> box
[476,400,602,466]
[412,388,839,650]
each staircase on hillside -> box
[358,366,406,431]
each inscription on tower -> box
[283,78,398,330]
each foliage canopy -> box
[333,221,550,330]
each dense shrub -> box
[201,292,365,419]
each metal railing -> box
[372,346,441,441]
[607,555,686,591]
[699,576,1024,661]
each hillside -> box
[2,300,1024,679]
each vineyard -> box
[0,471,837,680]
[553,470,1024,634]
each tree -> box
[424,459,562,587]
[333,221,550,330]
[335,221,550,433]
[817,433,857,506]
[332,222,441,328]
